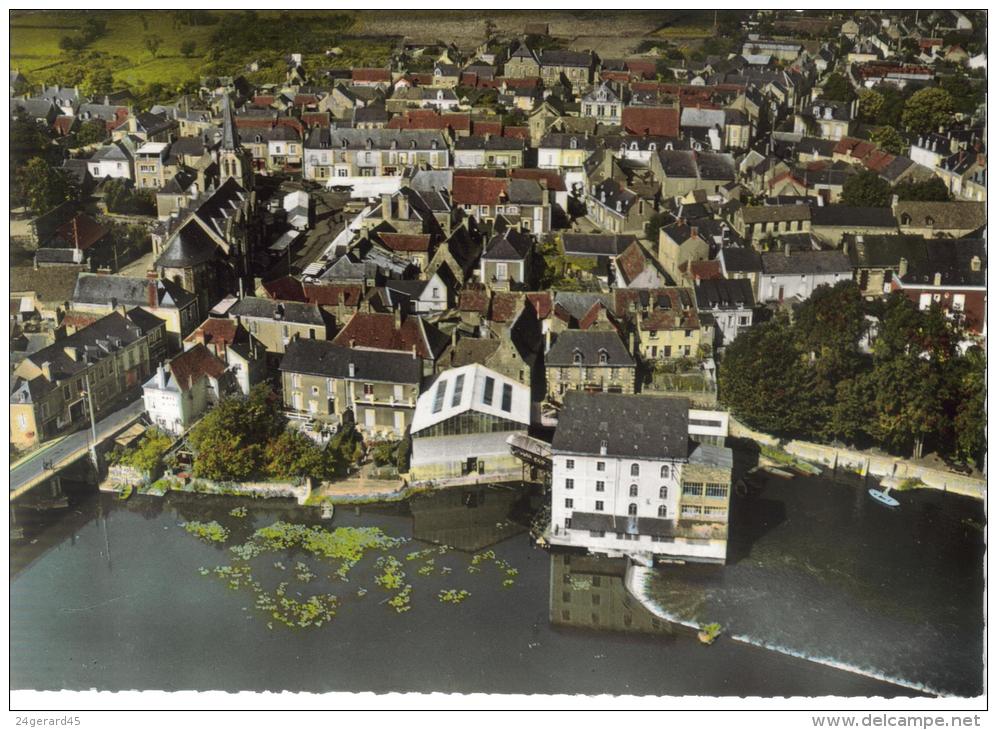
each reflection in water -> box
[549,552,674,637]
[410,484,531,551]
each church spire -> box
[221,93,238,151]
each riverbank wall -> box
[729,417,985,500]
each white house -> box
[548,392,733,565]
[384,271,449,314]
[283,190,310,230]
[142,345,228,435]
[758,246,852,303]
[409,363,531,483]
[88,141,133,180]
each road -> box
[10,398,147,498]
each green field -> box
[11,10,217,88]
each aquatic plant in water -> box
[438,589,470,604]
[229,506,248,518]
[374,555,406,590]
[183,520,229,543]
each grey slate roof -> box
[761,249,852,275]
[229,296,325,325]
[810,205,897,228]
[552,391,689,460]
[694,278,755,310]
[561,233,635,257]
[155,222,219,268]
[72,273,195,310]
[280,338,421,383]
[482,228,533,261]
[546,329,634,368]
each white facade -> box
[142,365,205,436]
[89,156,132,181]
[757,269,849,303]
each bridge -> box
[10,398,148,501]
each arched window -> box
[573,349,583,365]
[629,484,638,497]
[657,505,668,518]
[598,348,608,365]
[660,465,669,478]
[659,486,668,499]
[569,137,578,149]
[630,463,640,477]
[627,503,637,516]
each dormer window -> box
[598,349,608,365]
[431,140,438,149]
[648,143,656,151]
[630,141,638,150]
[569,137,577,150]
[365,138,373,149]
[925,215,934,226]
[391,139,398,149]
[341,138,348,149]
[255,134,262,143]
[901,213,912,225]
[572,349,583,365]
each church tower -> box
[218,93,254,190]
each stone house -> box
[614,288,704,361]
[479,225,535,290]
[142,344,229,435]
[280,338,422,438]
[228,297,329,358]
[545,329,636,400]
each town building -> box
[548,392,733,564]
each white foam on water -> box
[625,564,950,698]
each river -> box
[10,474,980,696]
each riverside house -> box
[548,392,733,565]
[280,338,422,439]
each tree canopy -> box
[892,176,951,202]
[820,73,856,103]
[901,87,956,134]
[719,283,985,463]
[841,169,891,208]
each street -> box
[9,398,147,497]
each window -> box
[705,484,729,499]
[658,505,668,518]
[589,530,605,538]
[565,478,574,490]
[595,500,604,511]
[627,503,638,516]
[596,461,605,472]
[660,465,669,478]
[431,379,447,413]
[482,376,495,405]
[630,463,640,477]
[682,505,703,518]
[659,486,668,499]
[565,498,574,508]
[500,383,513,412]
[432,287,440,299]
[573,350,583,365]
[683,483,704,496]
[704,506,727,519]
[595,481,605,492]
[629,484,638,497]
[592,594,601,606]
[495,262,508,281]
[363,383,374,396]
[311,385,320,396]
[564,517,572,529]
[451,374,465,407]
[566,459,575,470]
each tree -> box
[870,83,907,129]
[892,176,951,202]
[939,73,985,116]
[856,88,884,124]
[11,110,56,171]
[869,125,904,155]
[841,169,891,208]
[264,429,335,481]
[80,67,114,98]
[644,212,671,241]
[949,346,986,465]
[15,158,76,215]
[901,87,955,134]
[75,118,108,146]
[820,73,856,103]
[121,429,173,473]
[180,40,197,58]
[144,35,162,58]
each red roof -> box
[352,68,392,83]
[503,126,530,140]
[186,317,239,352]
[54,214,108,251]
[262,276,306,302]
[511,168,566,192]
[621,106,680,137]
[235,116,304,135]
[63,311,100,330]
[489,292,523,323]
[252,95,275,107]
[525,292,552,319]
[168,343,227,392]
[616,241,650,284]
[498,77,540,90]
[451,176,509,206]
[625,58,657,76]
[577,301,607,330]
[378,233,432,253]
[332,312,430,357]
[459,288,489,313]
[688,259,723,281]
[53,115,75,136]
[387,110,471,132]
[472,119,503,136]
[301,111,330,127]
[293,94,319,107]
[302,283,363,307]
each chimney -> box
[40,361,52,381]
[411,344,417,359]
[970,255,982,272]
[784,242,791,257]
[381,193,393,221]
[628,331,635,354]
[690,226,698,240]
[349,338,356,348]
[599,439,608,456]
[397,193,409,220]
[898,257,909,278]
[147,279,158,308]
[348,362,356,377]
[156,363,167,389]
[394,307,402,329]
[933,272,942,286]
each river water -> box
[10,474,981,697]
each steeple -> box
[221,93,238,151]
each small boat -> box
[868,485,900,508]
